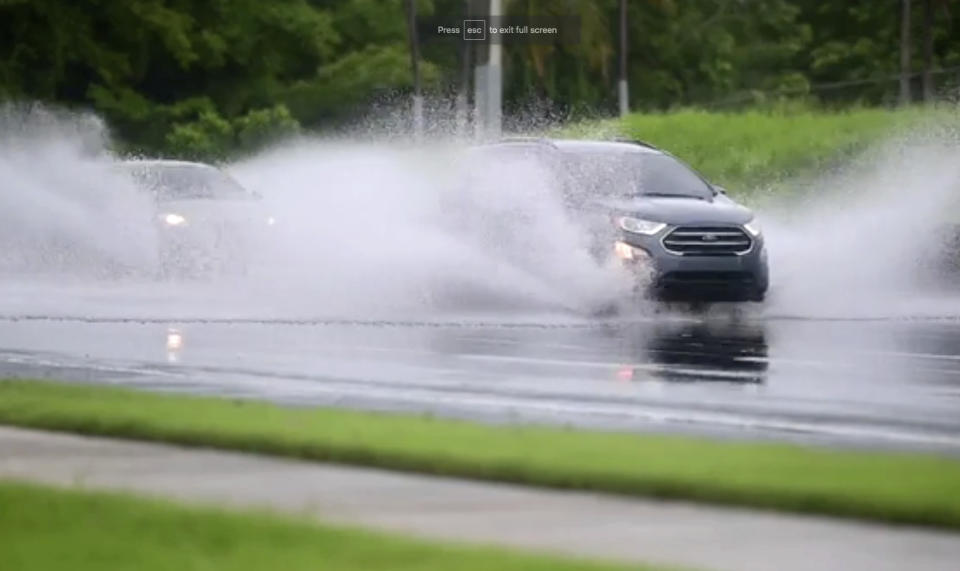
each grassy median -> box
[0,481,658,571]
[565,106,957,192]
[2,379,960,530]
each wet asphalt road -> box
[1,280,960,454]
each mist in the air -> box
[1,103,960,322]
[0,105,158,278]
[229,140,623,317]
[759,124,960,319]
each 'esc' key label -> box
[463,20,486,41]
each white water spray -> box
[0,105,158,277]
[230,139,621,317]
[1,104,959,322]
[761,126,960,318]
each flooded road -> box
[2,287,959,454]
[2,107,960,455]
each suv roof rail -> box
[609,136,661,151]
[495,136,558,147]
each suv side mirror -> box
[713,185,727,195]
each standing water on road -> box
[3,105,960,452]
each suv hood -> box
[595,196,753,225]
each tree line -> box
[1,0,957,159]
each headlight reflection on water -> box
[166,327,184,362]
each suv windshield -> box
[465,144,563,172]
[120,163,255,201]
[562,151,713,200]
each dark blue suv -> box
[476,138,769,303]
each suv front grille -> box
[662,226,752,256]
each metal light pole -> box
[899,0,912,106]
[473,0,502,140]
[618,0,629,116]
[457,0,472,135]
[922,0,934,102]
[405,0,424,138]
[487,0,502,137]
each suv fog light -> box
[614,241,651,262]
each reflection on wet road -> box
[2,308,960,454]
[622,320,768,384]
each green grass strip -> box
[2,379,960,530]
[562,106,958,192]
[0,480,661,571]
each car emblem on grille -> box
[701,233,719,242]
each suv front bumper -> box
[618,230,769,302]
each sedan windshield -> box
[120,163,255,201]
[562,151,714,200]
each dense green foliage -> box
[0,0,432,157]
[2,1,959,158]
[1,481,657,571]
[3,379,960,530]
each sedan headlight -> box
[617,216,666,236]
[743,219,762,237]
[162,213,188,226]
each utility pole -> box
[900,0,912,106]
[473,0,502,140]
[487,0,503,138]
[922,0,934,102]
[404,0,424,138]
[457,0,472,135]
[618,0,629,116]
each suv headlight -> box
[617,216,666,236]
[743,219,761,237]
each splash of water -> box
[0,104,158,277]
[230,139,622,317]
[761,125,960,318]
[1,103,959,323]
